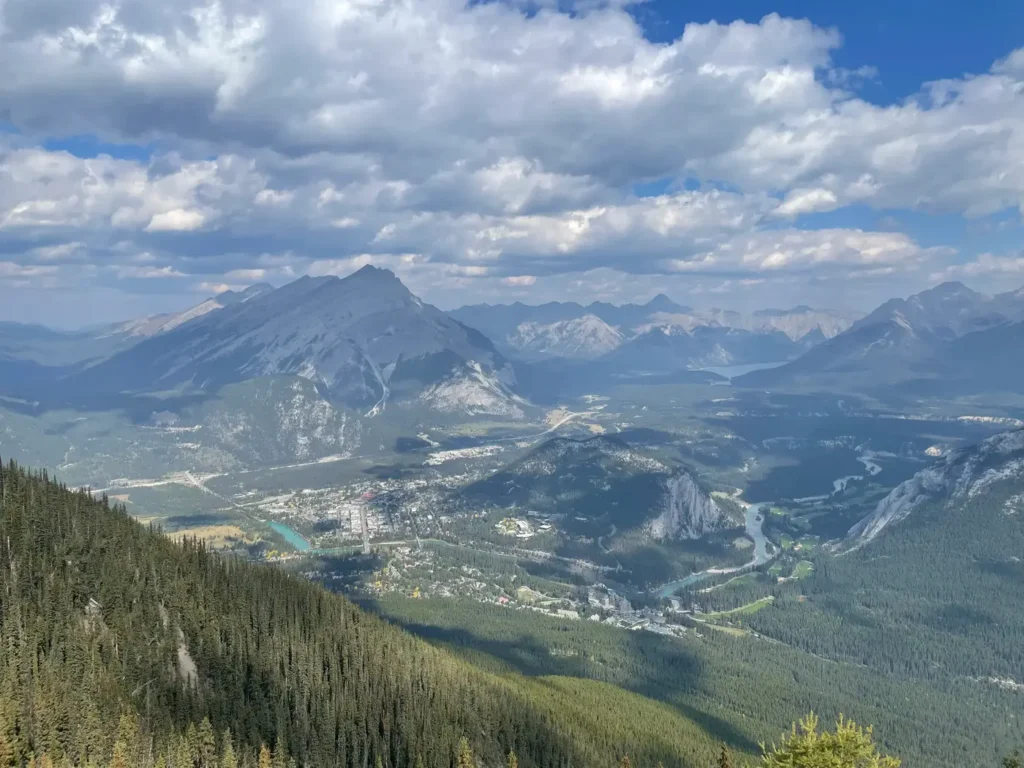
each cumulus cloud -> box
[0,261,58,278]
[666,229,950,274]
[931,252,1024,280]
[112,265,186,279]
[0,0,1021,321]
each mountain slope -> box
[849,428,1024,542]
[452,300,857,362]
[0,286,276,370]
[736,317,945,390]
[740,430,1024,728]
[508,315,625,359]
[106,283,274,339]
[450,295,690,348]
[849,281,1006,339]
[75,267,520,414]
[603,325,800,371]
[463,436,738,540]
[0,459,729,767]
[733,282,1024,393]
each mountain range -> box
[0,269,867,417]
[451,297,859,364]
[11,272,1024,416]
[736,281,1024,396]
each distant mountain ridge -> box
[736,281,1024,395]
[508,315,625,359]
[451,297,859,366]
[450,294,693,346]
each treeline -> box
[0,459,729,767]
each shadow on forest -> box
[364,599,760,754]
[163,512,235,529]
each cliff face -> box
[648,473,730,540]
[849,428,1024,543]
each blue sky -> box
[0,0,1022,327]
[640,0,1024,99]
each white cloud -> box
[0,1,1021,319]
[113,265,186,279]
[931,252,1024,280]
[0,261,58,278]
[30,242,83,261]
[225,268,267,281]
[194,281,235,295]
[145,209,207,232]
[665,229,948,273]
[774,188,839,217]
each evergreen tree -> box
[760,713,900,768]
[718,744,734,768]
[456,737,474,768]
[197,719,216,768]
[220,732,238,768]
[506,750,518,768]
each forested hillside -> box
[0,460,730,768]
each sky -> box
[1,0,1023,327]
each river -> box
[653,501,772,598]
[651,453,884,599]
[267,521,312,552]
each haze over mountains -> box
[0,267,867,415]
[10,270,1024,413]
[451,297,860,363]
[736,281,1024,396]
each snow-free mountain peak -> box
[736,282,1024,393]
[73,269,521,417]
[509,314,625,359]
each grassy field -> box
[791,560,814,579]
[698,596,774,621]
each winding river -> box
[653,501,772,598]
[651,453,883,599]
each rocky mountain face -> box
[465,436,733,541]
[603,324,801,371]
[736,282,1024,394]
[0,285,275,368]
[647,472,731,540]
[508,315,625,359]
[849,281,1009,339]
[643,305,859,341]
[73,267,521,416]
[452,297,852,364]
[107,284,274,339]
[849,428,1024,542]
[449,295,690,348]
